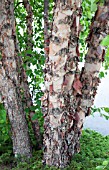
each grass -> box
[0,129,109,170]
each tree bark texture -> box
[42,0,109,168]
[0,0,32,158]
[105,0,109,6]
[42,0,82,167]
[23,0,33,50]
[77,4,109,121]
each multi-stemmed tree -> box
[0,0,109,168]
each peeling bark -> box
[67,3,109,158]
[76,4,109,129]
[42,0,82,167]
[0,0,32,158]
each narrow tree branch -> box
[23,0,33,51]
[21,0,42,148]
[44,0,49,58]
[14,2,24,10]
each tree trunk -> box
[0,0,32,158]
[42,0,82,167]
[76,4,109,127]
[42,0,109,168]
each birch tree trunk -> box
[42,0,109,168]
[42,0,82,167]
[0,0,32,158]
[76,4,109,126]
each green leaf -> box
[104,107,109,113]
[102,114,109,120]
[31,113,38,121]
[0,110,6,122]
[96,166,104,169]
[101,35,109,46]
[99,71,104,78]
[91,0,97,12]
[25,108,30,113]
[30,106,37,111]
[102,160,108,166]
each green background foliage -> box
[14,0,45,128]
